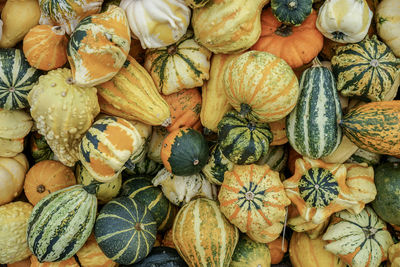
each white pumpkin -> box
[120,0,191,49]
[376,0,400,57]
[316,0,373,43]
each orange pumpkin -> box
[30,255,79,267]
[24,160,76,206]
[267,237,288,265]
[162,88,202,132]
[23,25,68,71]
[252,9,323,69]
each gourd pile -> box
[1,0,400,266]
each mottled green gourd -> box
[202,144,234,185]
[271,0,313,26]
[230,234,271,267]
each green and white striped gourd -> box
[286,58,342,159]
[256,145,288,172]
[27,184,97,262]
[202,144,234,186]
[0,48,42,110]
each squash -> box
[269,118,288,146]
[185,0,209,8]
[0,202,33,264]
[202,144,234,186]
[133,246,187,267]
[162,229,176,249]
[23,25,68,71]
[219,164,290,235]
[0,0,41,48]
[339,101,400,157]
[120,0,190,49]
[230,234,271,267]
[122,156,162,177]
[28,68,100,167]
[94,197,157,265]
[97,55,171,126]
[332,35,400,102]
[162,88,202,132]
[38,0,102,35]
[271,0,312,25]
[191,0,269,54]
[24,160,76,206]
[67,5,131,87]
[218,110,273,165]
[246,221,285,244]
[287,205,330,239]
[321,135,359,164]
[347,147,382,166]
[252,9,323,69]
[256,145,288,172]
[76,234,117,267]
[316,0,373,43]
[172,198,239,267]
[0,153,29,205]
[30,255,79,266]
[147,126,169,163]
[161,127,209,176]
[144,31,211,95]
[152,168,217,206]
[267,237,287,264]
[0,138,25,158]
[224,51,299,122]
[388,243,400,267]
[290,232,346,267]
[29,132,54,163]
[322,207,393,267]
[27,185,97,262]
[376,0,400,57]
[9,257,31,267]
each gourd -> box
[29,132,54,163]
[0,153,29,205]
[321,135,359,164]
[246,221,285,244]
[172,198,239,267]
[185,0,209,8]
[120,0,190,49]
[388,243,400,267]
[132,246,188,267]
[0,0,41,48]
[271,0,313,25]
[252,9,323,69]
[267,237,287,264]
[191,0,270,54]
[0,202,33,264]
[144,31,211,95]
[23,25,68,71]
[230,234,271,267]
[97,55,171,126]
[123,156,162,177]
[30,255,79,266]
[202,144,234,186]
[38,0,103,35]
[147,126,169,163]
[376,0,400,57]
[24,160,76,206]
[67,5,131,87]
[256,145,288,172]
[347,147,382,166]
[269,118,288,146]
[0,138,24,158]
[28,68,100,167]
[316,0,373,43]
[224,51,299,122]
[76,234,118,267]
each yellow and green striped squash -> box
[230,234,271,267]
[172,198,239,267]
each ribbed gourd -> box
[376,0,400,57]
[230,234,271,267]
[202,144,234,186]
[271,0,313,26]
[27,184,98,262]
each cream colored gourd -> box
[0,154,29,205]
[0,138,24,158]
[376,0,400,57]
[120,0,191,49]
[321,135,359,163]
[147,126,169,163]
[316,0,373,43]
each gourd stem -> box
[312,57,322,67]
[51,26,65,36]
[161,117,172,127]
[240,103,252,117]
[37,184,45,193]
[83,182,102,195]
[275,24,293,37]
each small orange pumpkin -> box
[23,160,76,206]
[23,25,68,71]
[267,237,288,264]
[252,9,323,69]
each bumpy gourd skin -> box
[28,68,100,167]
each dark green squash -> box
[271,0,313,26]
[122,156,162,178]
[29,132,54,163]
[125,247,188,267]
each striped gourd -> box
[256,145,288,172]
[286,58,342,159]
[347,148,381,166]
[202,144,234,186]
[218,110,273,165]
[172,198,239,267]
[231,234,271,267]
[27,184,97,262]
[122,156,162,177]
[332,35,400,102]
[322,207,393,267]
[94,197,157,265]
[0,48,42,110]
[97,56,171,126]
[340,101,400,157]
[120,177,176,231]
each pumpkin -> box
[24,160,76,206]
[76,234,117,267]
[94,197,157,265]
[67,5,131,87]
[172,198,239,267]
[331,35,400,102]
[0,202,33,264]
[376,0,400,57]
[97,55,171,126]
[218,110,273,165]
[162,88,202,132]
[147,126,169,163]
[224,51,299,123]
[267,237,287,264]
[0,0,41,48]
[28,68,100,167]
[144,31,211,95]
[290,232,346,267]
[161,127,209,176]
[79,116,145,183]
[152,168,217,206]
[0,153,29,205]
[269,118,288,146]
[339,101,400,157]
[120,0,190,49]
[271,0,312,25]
[29,132,54,163]
[230,234,271,267]
[316,0,373,43]
[322,207,393,267]
[252,9,323,69]
[29,255,79,267]
[202,144,234,186]
[191,0,269,54]
[23,25,68,71]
